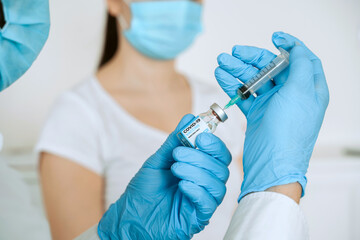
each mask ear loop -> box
[118,15,128,30]
[118,0,131,30]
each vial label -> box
[177,116,210,148]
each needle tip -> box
[224,95,241,110]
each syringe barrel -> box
[237,48,290,100]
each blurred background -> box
[0,0,359,239]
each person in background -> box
[36,0,244,239]
[0,0,329,238]
[0,1,234,239]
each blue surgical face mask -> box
[0,0,50,91]
[119,0,203,60]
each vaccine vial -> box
[177,103,228,148]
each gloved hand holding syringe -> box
[224,47,290,109]
[177,47,290,148]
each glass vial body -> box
[198,109,221,133]
[177,103,228,148]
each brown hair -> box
[99,13,120,68]
[0,1,5,29]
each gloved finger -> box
[232,45,277,69]
[217,52,274,95]
[231,45,277,94]
[272,32,328,95]
[314,65,330,109]
[217,53,258,79]
[179,180,218,224]
[173,146,230,183]
[233,45,290,87]
[171,162,226,204]
[272,31,316,60]
[215,67,255,116]
[196,133,232,166]
[144,114,195,170]
[281,46,315,96]
[272,31,325,77]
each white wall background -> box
[0,0,359,151]
[0,0,360,239]
[0,0,107,151]
[177,0,360,150]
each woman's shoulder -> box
[55,76,102,107]
[62,76,101,104]
[49,76,102,123]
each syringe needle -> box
[224,95,241,110]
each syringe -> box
[224,48,290,109]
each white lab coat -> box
[76,192,309,240]
[224,192,309,240]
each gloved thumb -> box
[281,46,315,96]
[144,114,195,170]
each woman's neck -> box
[98,36,187,93]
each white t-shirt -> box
[36,76,245,239]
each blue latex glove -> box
[215,32,329,200]
[98,114,232,239]
[0,0,50,91]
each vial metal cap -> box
[210,103,228,122]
